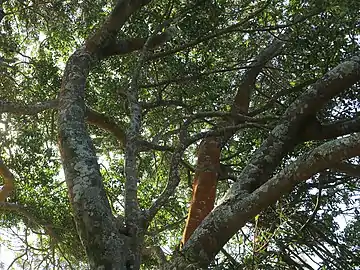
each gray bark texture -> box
[54,0,360,269]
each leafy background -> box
[0,0,360,269]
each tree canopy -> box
[0,0,360,269]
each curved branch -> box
[56,1,155,267]
[85,107,127,147]
[0,99,173,152]
[0,202,58,239]
[85,0,152,53]
[167,55,360,268]
[223,55,360,203]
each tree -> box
[0,0,360,269]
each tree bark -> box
[174,55,360,267]
[180,31,286,246]
[57,1,154,268]
[181,137,221,245]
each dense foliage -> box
[0,0,359,269]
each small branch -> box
[185,122,269,147]
[141,99,187,110]
[149,1,270,60]
[299,182,322,233]
[138,140,174,152]
[220,248,240,267]
[146,125,188,224]
[249,78,317,116]
[186,111,276,124]
[146,144,186,224]
[330,162,360,177]
[302,116,360,141]
[0,99,58,115]
[0,202,58,240]
[140,65,248,88]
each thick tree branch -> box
[102,32,172,58]
[85,0,152,54]
[222,55,360,203]
[178,132,360,268]
[58,48,127,268]
[230,36,286,115]
[167,55,360,267]
[179,29,289,246]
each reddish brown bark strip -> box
[181,137,220,245]
[180,34,285,246]
[0,158,15,202]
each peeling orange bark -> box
[181,137,220,245]
[0,159,15,202]
[180,38,279,246]
[181,88,251,246]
